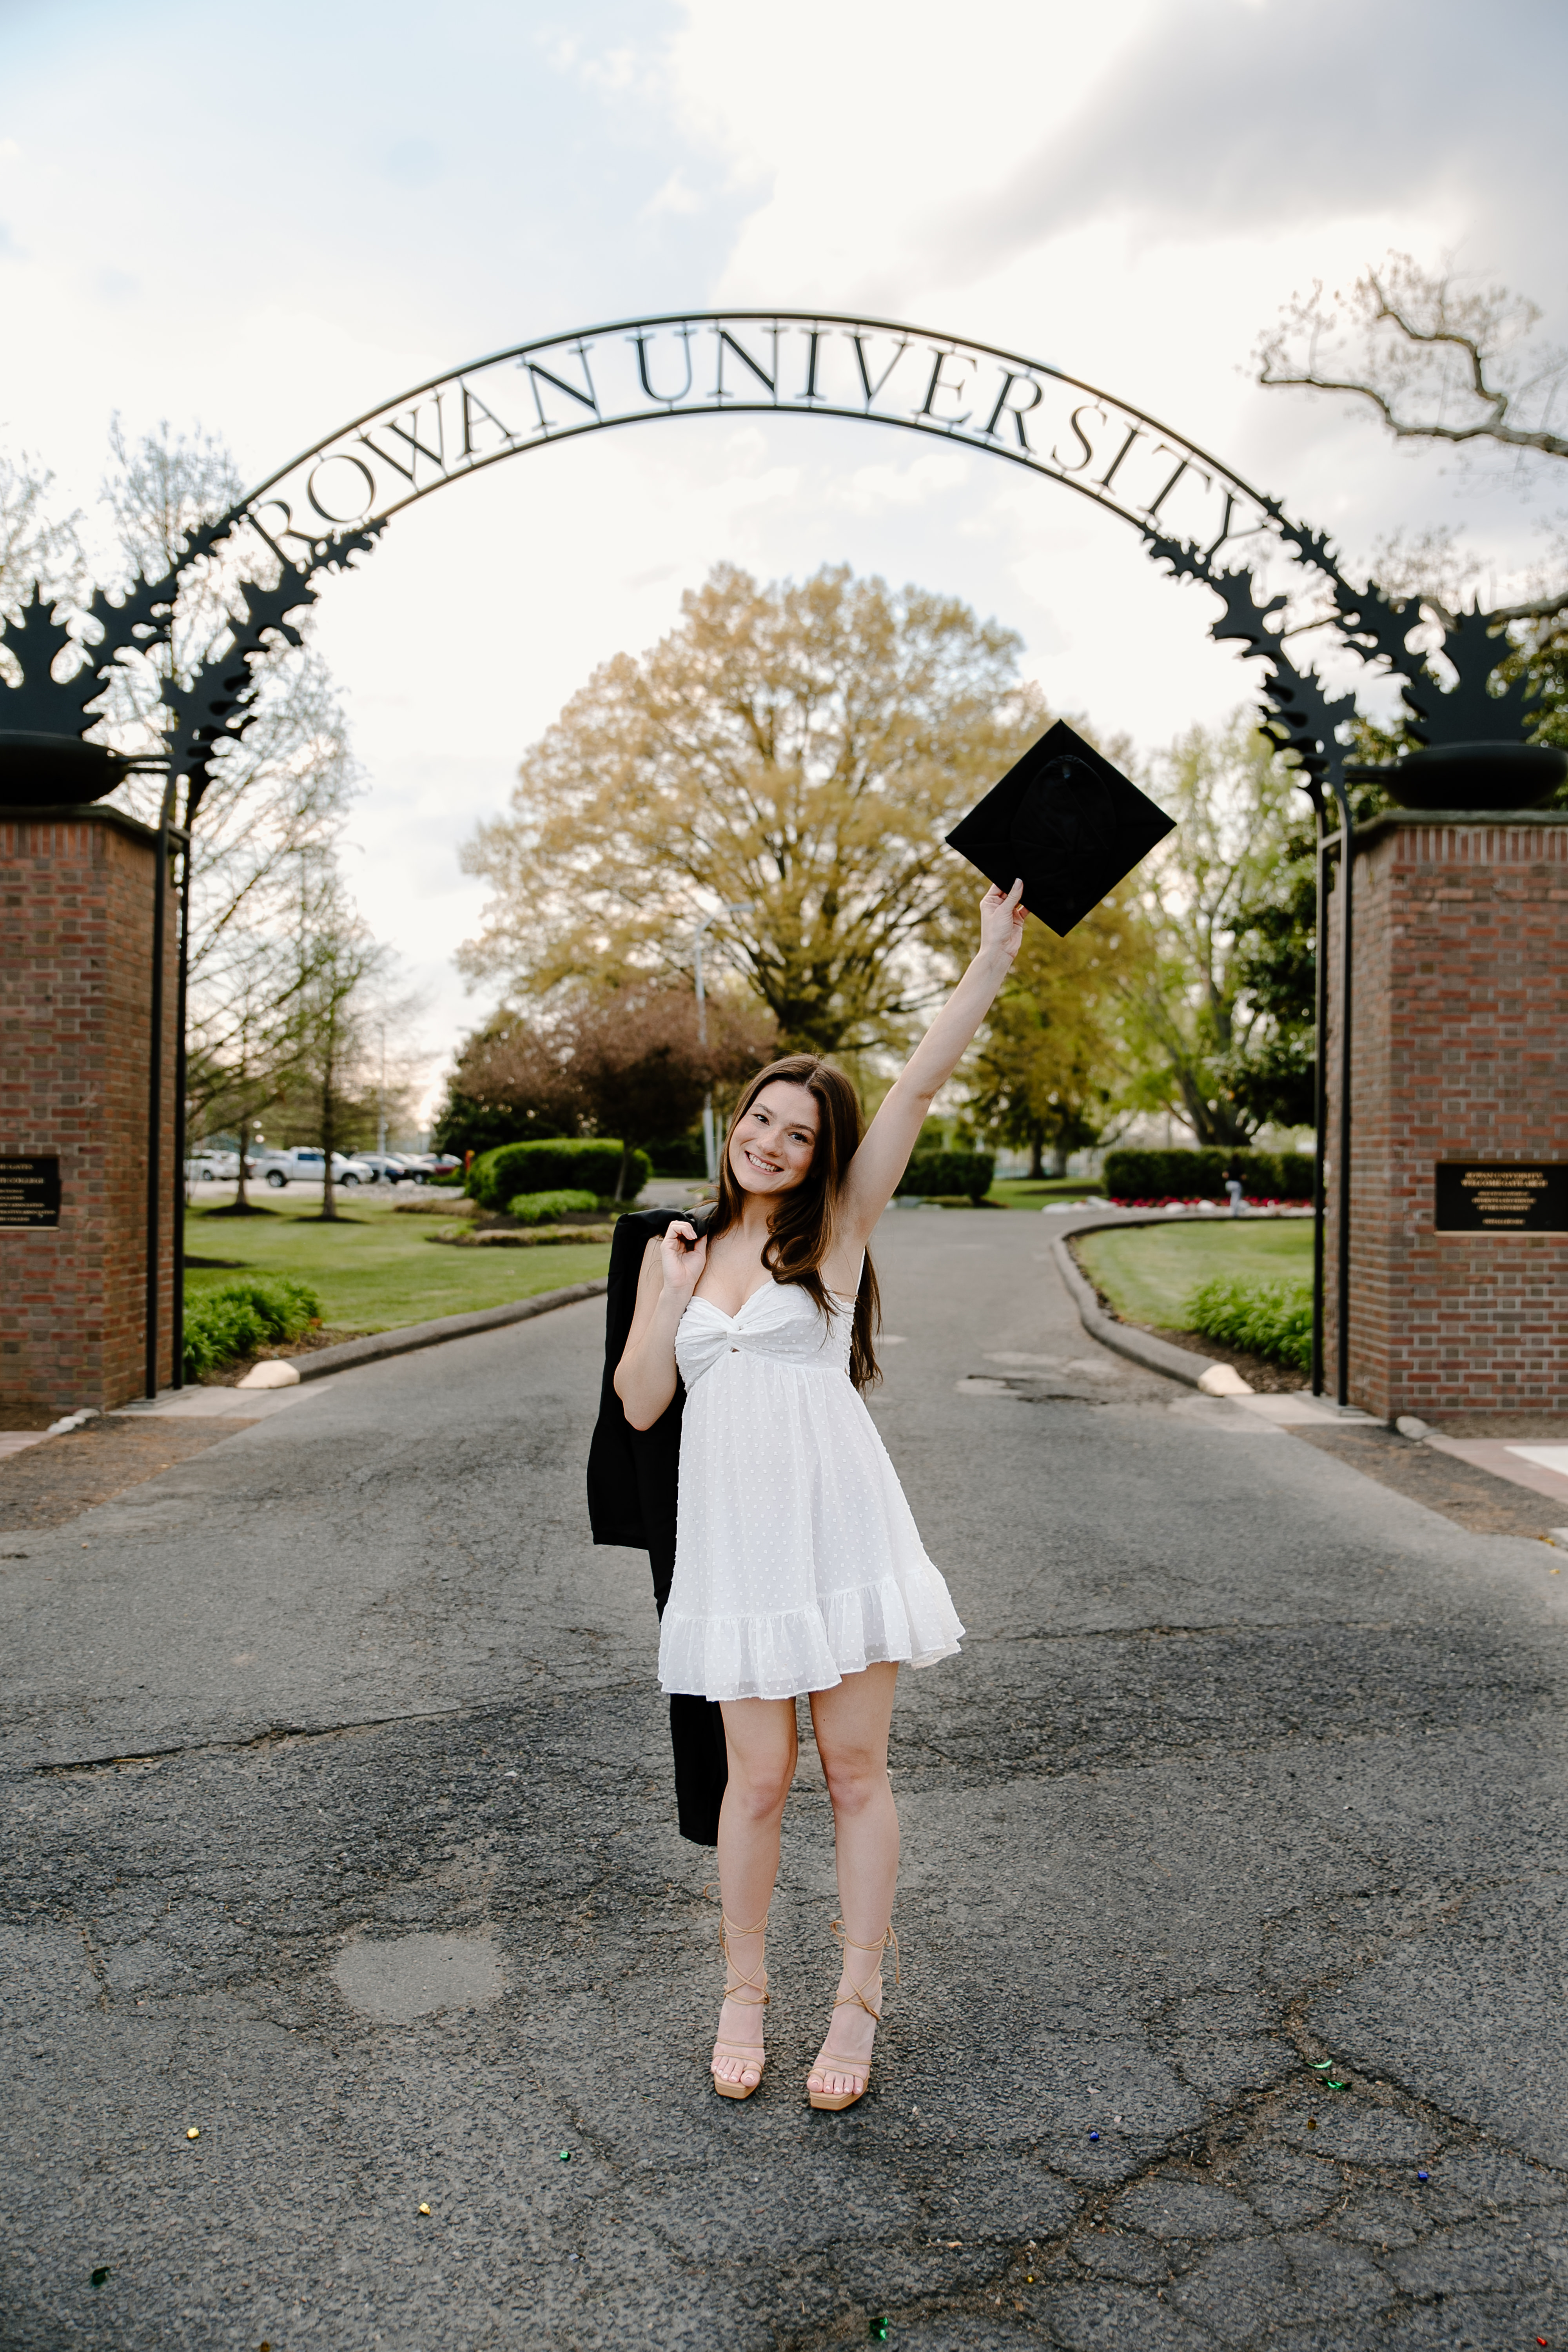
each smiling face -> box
[728,1079,820,1199]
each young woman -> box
[615,879,1026,2108]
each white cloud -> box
[642,169,705,220]
[834,451,970,514]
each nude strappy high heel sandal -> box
[711,1910,769,2100]
[806,1920,899,2112]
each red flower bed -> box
[1107,1195,1296,1210]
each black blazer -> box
[586,1204,708,1557]
[586,1201,728,1847]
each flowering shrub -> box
[183,1276,321,1379]
[1186,1273,1312,1370]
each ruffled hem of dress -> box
[657,1571,964,1703]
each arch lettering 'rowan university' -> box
[227,309,1279,580]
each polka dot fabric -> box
[657,1279,965,1702]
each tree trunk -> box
[320,1045,338,1222]
[1049,1140,1069,1179]
[1027,1129,1045,1180]
[613,1144,632,1203]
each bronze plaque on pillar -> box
[0,1155,62,1227]
[1435,1162,1568,1233]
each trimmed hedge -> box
[468,1138,651,1209]
[183,1275,321,1380]
[1102,1147,1313,1202]
[503,1187,601,1225]
[1186,1273,1313,1370]
[895,1149,996,1205]
[646,1131,707,1178]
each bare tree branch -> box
[1257,254,1568,628]
[1257,253,1568,460]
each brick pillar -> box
[1323,811,1568,1423]
[0,807,178,1415]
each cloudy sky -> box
[4,0,1565,1112]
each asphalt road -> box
[2,1209,1566,2350]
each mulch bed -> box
[1134,1322,1305,1395]
[1290,1426,1568,1541]
[0,1418,257,1536]
[199,1325,371,1386]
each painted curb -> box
[294,1279,609,1381]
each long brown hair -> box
[703,1053,882,1390]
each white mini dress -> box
[656,1276,965,1704]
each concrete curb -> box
[293,1280,609,1381]
[1050,1235,1210,1387]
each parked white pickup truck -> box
[245,1148,377,1189]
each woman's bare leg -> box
[807,1662,900,2098]
[711,1695,797,2089]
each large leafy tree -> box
[961,893,1137,1176]
[1121,714,1310,1147]
[447,981,774,1196]
[459,562,1042,1056]
[266,851,399,1221]
[1222,833,1318,1132]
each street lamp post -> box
[692,904,751,1182]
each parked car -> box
[405,1152,461,1179]
[289,1148,377,1187]
[355,1152,417,1184]
[185,1149,240,1182]
[244,1148,376,1189]
[243,1149,301,1189]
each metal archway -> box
[13,307,1534,1406]
[175,309,1379,809]
[235,309,1278,572]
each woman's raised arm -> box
[838,880,1026,1243]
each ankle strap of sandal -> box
[720,1909,770,2008]
[830,1919,900,2017]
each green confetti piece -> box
[1311,2060,1332,2071]
[558,2149,571,2162]
[1327,2079,1347,2091]
[90,2269,110,2290]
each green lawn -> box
[184,1196,610,1332]
[1075,1219,1311,1331]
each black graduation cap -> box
[945,719,1175,936]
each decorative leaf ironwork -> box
[1266,508,1536,749]
[1400,606,1537,743]
[167,523,382,815]
[0,586,113,731]
[1143,529,1353,808]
